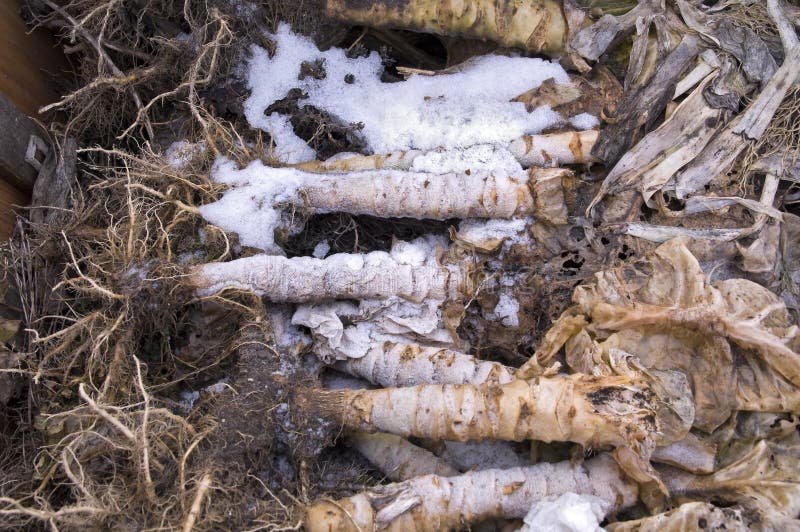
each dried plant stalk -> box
[676,45,800,197]
[192,252,472,302]
[325,0,567,54]
[305,454,637,532]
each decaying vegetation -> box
[1,0,799,530]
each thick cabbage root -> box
[508,130,598,167]
[324,0,567,55]
[292,132,598,173]
[309,375,657,452]
[192,252,471,302]
[305,454,637,532]
[348,432,458,482]
[298,169,536,219]
[336,342,516,387]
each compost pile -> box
[2,0,800,529]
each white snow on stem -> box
[409,144,525,175]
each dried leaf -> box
[592,34,702,165]
[589,73,726,211]
[662,439,800,521]
[570,0,664,61]
[558,238,799,429]
[676,0,777,85]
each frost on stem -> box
[305,454,637,532]
[324,0,567,55]
[304,374,659,479]
[192,252,472,302]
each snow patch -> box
[493,293,520,328]
[165,140,205,169]
[199,158,307,252]
[245,23,576,155]
[263,113,317,163]
[312,240,330,259]
[569,112,600,130]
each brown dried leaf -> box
[555,238,799,431]
[661,439,800,522]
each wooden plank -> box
[0,90,46,191]
[0,0,68,241]
[0,180,28,241]
[0,0,67,117]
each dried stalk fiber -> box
[292,131,598,173]
[676,45,800,197]
[336,342,516,387]
[589,73,725,211]
[308,375,656,449]
[324,0,567,54]
[192,252,471,302]
[347,432,458,482]
[305,454,637,532]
